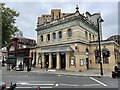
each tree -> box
[0,3,19,47]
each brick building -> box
[7,37,36,70]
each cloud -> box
[5,2,118,40]
[1,0,119,2]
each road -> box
[1,66,119,90]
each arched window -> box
[102,48,109,64]
[53,33,56,40]
[94,49,99,64]
[68,29,72,37]
[40,35,43,41]
[47,34,50,41]
[85,31,88,40]
[58,31,62,39]
[93,35,95,41]
[89,33,91,41]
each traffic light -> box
[95,50,99,57]
[102,50,107,56]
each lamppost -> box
[86,48,89,69]
[97,16,104,76]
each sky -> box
[2,1,119,41]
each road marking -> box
[29,81,55,83]
[16,81,56,85]
[59,83,80,87]
[5,75,28,77]
[27,84,54,86]
[6,87,52,88]
[18,82,30,85]
[38,87,53,88]
[82,84,101,86]
[90,77,107,87]
[18,83,54,86]
[58,75,61,76]
[55,84,59,86]
[48,70,56,72]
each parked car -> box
[0,82,6,90]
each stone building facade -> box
[107,35,120,46]
[30,6,120,71]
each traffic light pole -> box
[97,17,103,76]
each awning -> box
[39,46,74,53]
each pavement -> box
[29,67,112,77]
[1,64,112,77]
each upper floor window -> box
[58,31,62,39]
[59,12,61,19]
[68,29,72,37]
[52,12,54,20]
[85,31,88,40]
[53,33,56,40]
[89,33,91,41]
[40,35,43,41]
[47,34,50,41]
[93,35,95,41]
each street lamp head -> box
[99,18,104,23]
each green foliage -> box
[0,3,19,47]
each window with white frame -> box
[80,59,84,66]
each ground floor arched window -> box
[102,48,109,64]
[103,56,109,64]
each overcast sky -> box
[4,1,118,40]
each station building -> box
[7,37,36,70]
[30,6,120,71]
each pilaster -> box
[42,53,45,68]
[36,52,38,66]
[49,53,52,68]
[65,52,70,70]
[56,52,61,69]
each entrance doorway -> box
[44,53,49,67]
[52,53,56,69]
[60,52,66,69]
[86,58,89,69]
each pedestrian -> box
[12,64,14,70]
[2,60,5,66]
[40,62,42,69]
[46,62,48,71]
[32,59,34,67]
[19,62,22,70]
[114,64,119,72]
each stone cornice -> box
[90,40,120,46]
[37,39,90,48]
[36,12,98,36]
